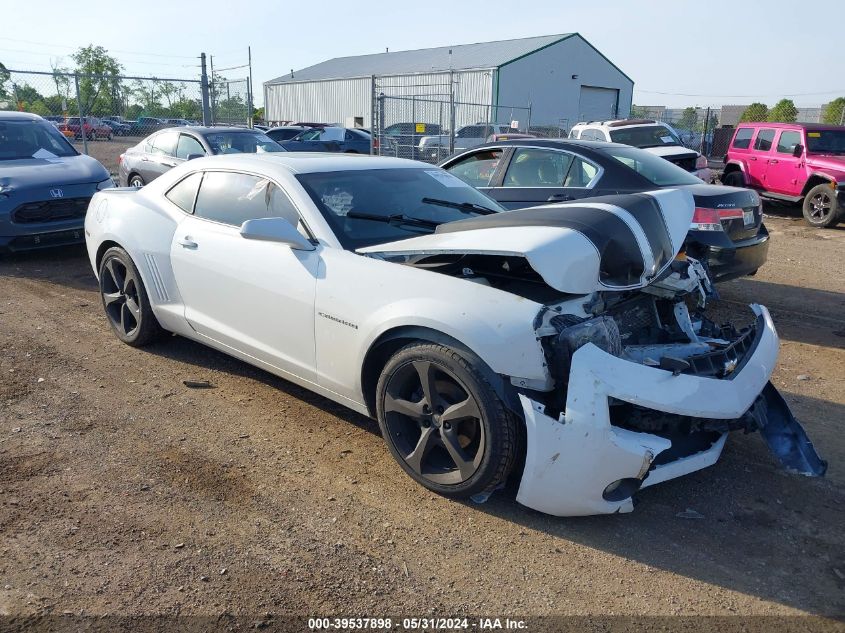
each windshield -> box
[601,146,702,186]
[296,167,505,250]
[204,131,285,154]
[293,128,322,141]
[805,129,845,155]
[0,119,77,160]
[609,125,682,148]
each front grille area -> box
[11,197,91,224]
[668,155,697,172]
[7,228,85,250]
[683,322,758,378]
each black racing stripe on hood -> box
[599,193,674,271]
[436,205,645,287]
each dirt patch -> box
[0,212,843,623]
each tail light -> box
[118,154,123,167]
[372,137,380,150]
[690,207,743,231]
[695,154,708,170]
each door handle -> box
[749,156,757,161]
[769,159,779,164]
[178,237,198,250]
[547,193,573,201]
[161,162,176,168]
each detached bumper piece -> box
[751,382,827,477]
[516,305,826,517]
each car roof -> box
[180,126,268,134]
[735,121,844,131]
[268,125,308,131]
[184,153,423,175]
[0,111,44,121]
[472,138,618,151]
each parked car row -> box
[0,111,828,517]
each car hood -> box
[358,189,694,294]
[806,154,845,175]
[643,145,698,158]
[0,154,109,191]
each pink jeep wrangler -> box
[723,123,845,227]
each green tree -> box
[677,107,698,130]
[821,97,845,125]
[767,99,798,123]
[696,110,718,133]
[739,102,768,122]
[630,104,651,118]
[0,62,11,102]
[71,45,123,116]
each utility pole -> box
[248,46,254,128]
[73,74,88,156]
[200,53,211,126]
[209,55,216,125]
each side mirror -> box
[793,144,804,158]
[240,217,315,251]
[186,153,204,161]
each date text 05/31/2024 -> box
[307,617,528,630]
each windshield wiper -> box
[346,211,441,230]
[421,197,497,215]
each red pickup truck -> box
[722,122,845,227]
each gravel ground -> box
[0,206,843,630]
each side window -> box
[151,131,178,156]
[732,127,754,149]
[194,171,308,232]
[165,172,203,213]
[569,129,580,139]
[176,134,205,159]
[194,172,267,226]
[267,182,309,237]
[445,149,503,187]
[776,130,801,154]
[564,156,599,188]
[754,129,775,151]
[456,126,483,139]
[503,149,574,187]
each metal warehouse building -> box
[263,33,633,130]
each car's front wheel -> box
[98,247,166,347]
[376,342,517,499]
[802,183,840,228]
[128,174,144,188]
[721,171,745,187]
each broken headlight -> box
[549,315,622,381]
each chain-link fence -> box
[371,76,532,164]
[210,76,251,126]
[0,68,254,174]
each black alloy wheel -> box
[376,343,517,499]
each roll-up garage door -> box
[579,86,619,121]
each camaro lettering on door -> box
[318,312,358,330]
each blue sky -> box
[1,0,840,109]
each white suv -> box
[569,119,712,182]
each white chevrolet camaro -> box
[83,153,826,516]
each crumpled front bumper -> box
[516,304,796,517]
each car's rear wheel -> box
[87,130,96,142]
[376,342,517,499]
[128,174,144,188]
[721,171,745,187]
[802,183,840,228]
[98,247,166,347]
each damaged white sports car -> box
[84,154,826,516]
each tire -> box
[107,132,113,141]
[98,247,166,347]
[87,130,96,142]
[802,183,840,228]
[375,342,517,499]
[721,171,745,187]
[128,174,145,188]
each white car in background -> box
[570,119,713,182]
[83,153,825,516]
